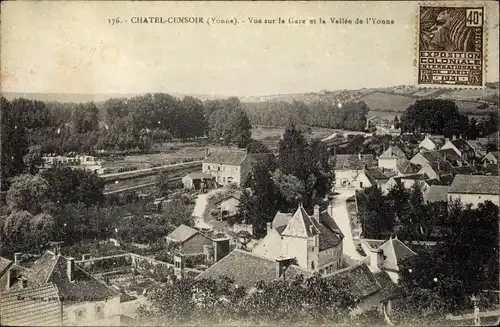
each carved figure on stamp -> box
[418,6,484,87]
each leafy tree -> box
[246,139,270,153]
[401,99,460,136]
[1,97,28,190]
[6,174,50,214]
[72,102,99,133]
[356,185,391,238]
[1,210,55,254]
[207,97,252,147]
[23,145,43,174]
[272,169,305,211]
[42,167,104,206]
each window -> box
[311,261,315,270]
[95,304,104,318]
[360,182,363,188]
[218,166,221,172]
[75,308,86,320]
[207,165,210,170]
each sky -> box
[1,1,499,96]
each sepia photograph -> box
[0,1,499,326]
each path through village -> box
[330,189,364,265]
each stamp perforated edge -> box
[414,1,488,90]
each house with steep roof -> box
[0,251,121,326]
[483,151,499,164]
[378,146,407,172]
[334,154,375,189]
[202,149,273,186]
[418,160,455,181]
[252,204,344,276]
[441,138,476,162]
[448,175,500,208]
[419,135,445,151]
[0,283,67,326]
[438,148,466,166]
[195,249,312,289]
[359,236,416,284]
[382,174,429,194]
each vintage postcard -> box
[0,1,499,327]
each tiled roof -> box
[467,140,486,152]
[185,172,215,180]
[453,166,478,175]
[448,175,500,195]
[365,168,390,181]
[47,255,119,302]
[272,207,343,251]
[196,249,308,288]
[398,159,420,174]
[0,257,12,276]
[378,237,416,271]
[328,263,381,298]
[203,150,248,166]
[424,185,449,203]
[438,148,463,163]
[426,160,455,174]
[396,173,428,181]
[380,146,406,159]
[449,139,474,153]
[419,151,444,163]
[334,154,374,170]
[25,251,118,303]
[166,224,199,243]
[316,211,344,251]
[0,283,66,326]
[373,271,402,301]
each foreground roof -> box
[196,249,312,288]
[166,224,200,243]
[328,263,381,298]
[25,251,119,302]
[0,283,66,326]
[203,150,248,166]
[448,175,500,195]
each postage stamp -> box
[418,6,484,87]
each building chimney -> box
[6,269,12,290]
[358,152,362,160]
[14,252,21,264]
[213,238,230,262]
[328,204,333,218]
[313,205,320,222]
[67,257,75,282]
[370,248,384,271]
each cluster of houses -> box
[334,134,499,208]
[1,133,498,326]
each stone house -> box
[0,251,121,326]
[441,138,476,163]
[483,151,499,164]
[334,154,375,189]
[378,146,407,172]
[252,204,344,276]
[418,135,445,151]
[202,149,274,187]
[448,175,500,208]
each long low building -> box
[448,175,500,208]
